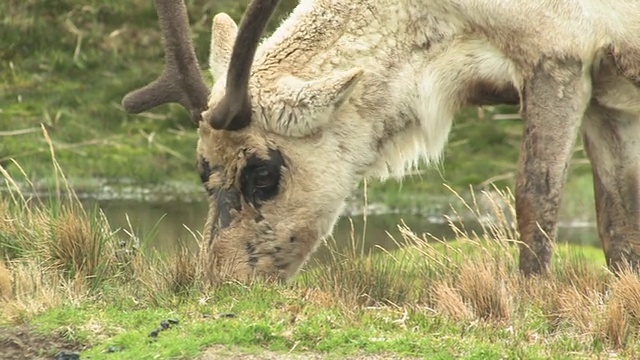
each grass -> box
[1,0,298,186]
[2,0,598,211]
[1,139,638,359]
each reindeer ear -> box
[292,68,363,110]
[209,13,238,80]
[268,68,364,137]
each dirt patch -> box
[0,325,84,360]
[198,345,419,360]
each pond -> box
[81,195,603,265]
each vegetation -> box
[1,146,637,359]
[1,0,297,185]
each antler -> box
[121,0,209,124]
[122,0,280,130]
[205,0,281,130]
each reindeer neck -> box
[254,0,517,180]
[254,0,465,76]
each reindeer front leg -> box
[516,58,591,276]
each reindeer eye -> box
[254,166,276,189]
[240,149,284,206]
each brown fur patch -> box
[465,80,519,106]
[610,46,640,87]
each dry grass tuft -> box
[161,239,213,295]
[45,207,113,279]
[599,296,630,348]
[169,247,199,293]
[611,267,640,321]
[552,246,611,293]
[300,184,640,356]
[7,261,79,318]
[554,286,598,333]
[457,259,511,321]
[431,280,470,321]
[592,266,640,348]
[0,128,215,318]
[0,260,12,301]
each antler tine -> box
[206,0,281,131]
[122,0,209,124]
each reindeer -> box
[122,0,640,280]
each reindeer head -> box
[122,0,365,281]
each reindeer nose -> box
[214,187,242,229]
[208,187,242,243]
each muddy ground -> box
[0,325,83,360]
[0,326,419,360]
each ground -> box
[199,345,420,359]
[0,325,84,360]
[0,326,419,360]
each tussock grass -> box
[300,186,639,355]
[0,128,213,319]
[1,132,639,358]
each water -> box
[83,197,603,265]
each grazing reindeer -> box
[122,0,640,280]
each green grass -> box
[1,0,298,186]
[2,236,622,360]
[20,276,606,360]
[2,157,637,359]
[0,165,620,359]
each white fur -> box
[209,13,237,80]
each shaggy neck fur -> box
[248,0,640,180]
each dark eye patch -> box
[196,156,224,197]
[196,156,214,184]
[240,148,285,207]
[197,155,242,242]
